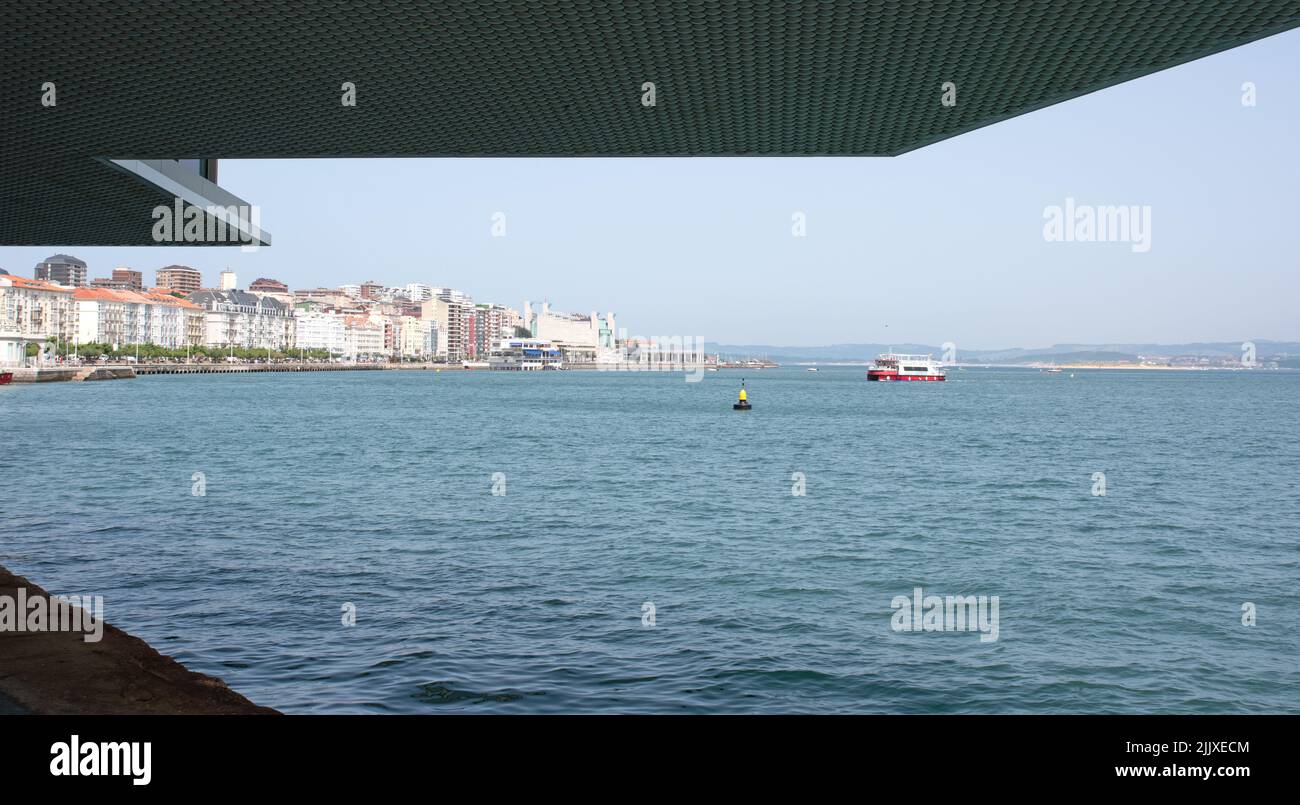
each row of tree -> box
[30,339,338,362]
[29,338,467,363]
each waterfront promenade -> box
[133,362,391,375]
[4,361,723,382]
[6,361,417,382]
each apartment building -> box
[249,277,289,294]
[189,289,295,350]
[397,315,437,360]
[293,288,354,308]
[343,315,385,360]
[148,292,205,348]
[293,309,347,355]
[0,275,75,365]
[73,288,205,349]
[156,265,203,295]
[113,268,144,291]
[90,267,144,291]
[420,291,473,360]
[404,283,435,303]
[73,288,129,346]
[474,303,523,358]
[33,254,88,288]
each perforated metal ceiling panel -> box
[3,0,1299,246]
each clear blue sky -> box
[3,29,1297,349]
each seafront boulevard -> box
[7,361,441,382]
[4,360,742,382]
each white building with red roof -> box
[0,274,75,365]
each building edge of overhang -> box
[889,18,1300,157]
[100,157,272,247]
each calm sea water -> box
[2,367,1297,713]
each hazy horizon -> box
[705,338,1300,352]
[2,28,1296,350]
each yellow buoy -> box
[733,379,752,410]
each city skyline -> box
[1,28,1297,349]
[4,254,1293,356]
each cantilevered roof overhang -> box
[3,0,1299,246]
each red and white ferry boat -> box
[866,353,946,381]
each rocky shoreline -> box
[0,565,277,715]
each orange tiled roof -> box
[73,287,150,303]
[0,275,74,293]
[74,287,125,301]
[75,286,202,308]
[74,287,203,310]
[142,291,202,309]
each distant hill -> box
[998,350,1138,364]
[706,343,936,362]
[706,340,1300,363]
[974,341,1300,362]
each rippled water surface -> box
[3,367,1298,713]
